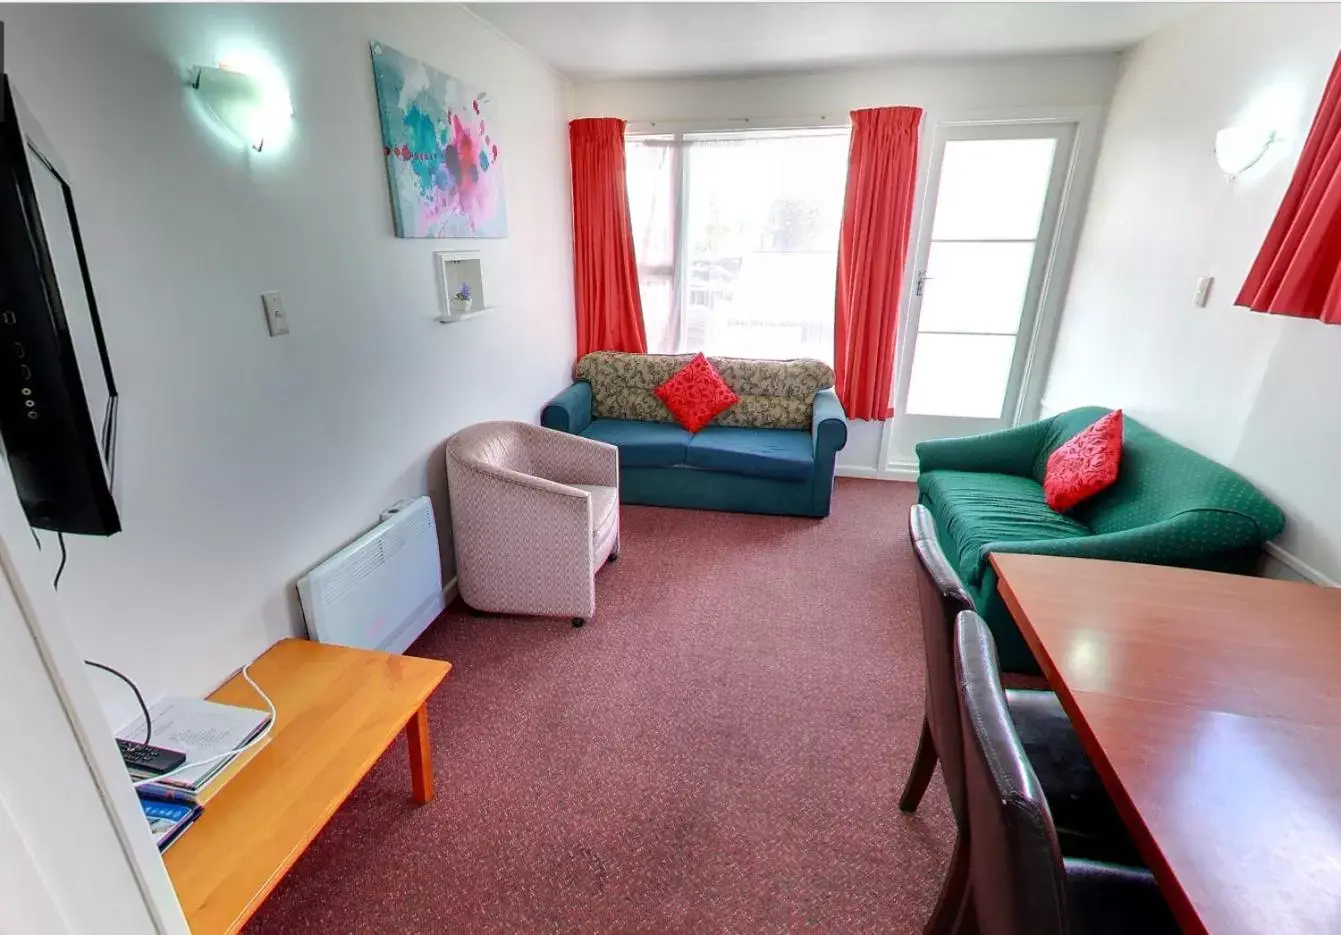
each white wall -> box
[1042,3,1341,584]
[0,4,576,728]
[573,55,1119,473]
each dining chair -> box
[954,609,1180,935]
[902,505,1137,935]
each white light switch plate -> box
[261,292,289,336]
[1193,276,1214,308]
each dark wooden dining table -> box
[989,552,1341,935]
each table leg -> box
[406,704,434,804]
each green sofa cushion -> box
[686,426,814,483]
[920,470,1091,588]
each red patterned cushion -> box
[654,354,739,433]
[1044,410,1124,512]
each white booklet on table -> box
[118,697,270,790]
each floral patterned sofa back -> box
[575,352,835,431]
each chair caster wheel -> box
[571,617,586,628]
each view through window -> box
[903,137,1059,418]
[627,129,850,362]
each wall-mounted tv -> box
[0,45,120,535]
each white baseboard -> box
[1263,543,1337,587]
[884,461,919,482]
[835,462,918,482]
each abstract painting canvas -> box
[370,41,507,238]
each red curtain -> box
[1236,52,1341,322]
[834,107,923,421]
[569,118,648,356]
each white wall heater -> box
[297,496,446,654]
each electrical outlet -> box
[1193,276,1214,308]
[261,292,290,336]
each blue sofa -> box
[542,352,848,518]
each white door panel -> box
[884,120,1081,469]
[0,791,70,935]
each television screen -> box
[0,71,120,535]
[27,144,113,472]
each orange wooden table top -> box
[990,553,1341,935]
[162,638,451,935]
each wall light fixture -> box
[192,63,293,152]
[1215,125,1279,177]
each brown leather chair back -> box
[955,609,1070,935]
[909,504,975,826]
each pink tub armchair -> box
[445,421,620,627]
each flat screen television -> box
[0,59,120,535]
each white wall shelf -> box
[434,251,490,323]
[435,306,497,324]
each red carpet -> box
[247,479,952,933]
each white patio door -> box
[885,121,1078,467]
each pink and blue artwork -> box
[370,42,507,238]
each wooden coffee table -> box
[162,638,451,934]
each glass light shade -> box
[193,65,291,152]
[1215,125,1277,176]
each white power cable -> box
[131,663,277,791]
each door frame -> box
[877,105,1107,477]
[0,454,189,933]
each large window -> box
[627,129,850,361]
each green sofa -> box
[915,407,1286,674]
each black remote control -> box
[117,738,187,776]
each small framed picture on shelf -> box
[434,252,490,323]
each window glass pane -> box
[680,130,849,362]
[640,276,675,354]
[930,138,1057,241]
[905,334,1016,418]
[626,137,674,269]
[918,242,1037,335]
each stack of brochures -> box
[119,697,272,806]
[138,794,201,852]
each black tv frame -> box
[0,30,120,536]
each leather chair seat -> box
[1065,858,1181,935]
[1007,689,1142,865]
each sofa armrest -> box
[915,417,1056,478]
[980,511,1265,570]
[542,382,593,435]
[812,388,848,454]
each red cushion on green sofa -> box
[654,353,739,433]
[1044,410,1123,512]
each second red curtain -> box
[570,118,648,356]
[1236,52,1341,322]
[834,106,923,421]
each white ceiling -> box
[468,2,1196,81]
